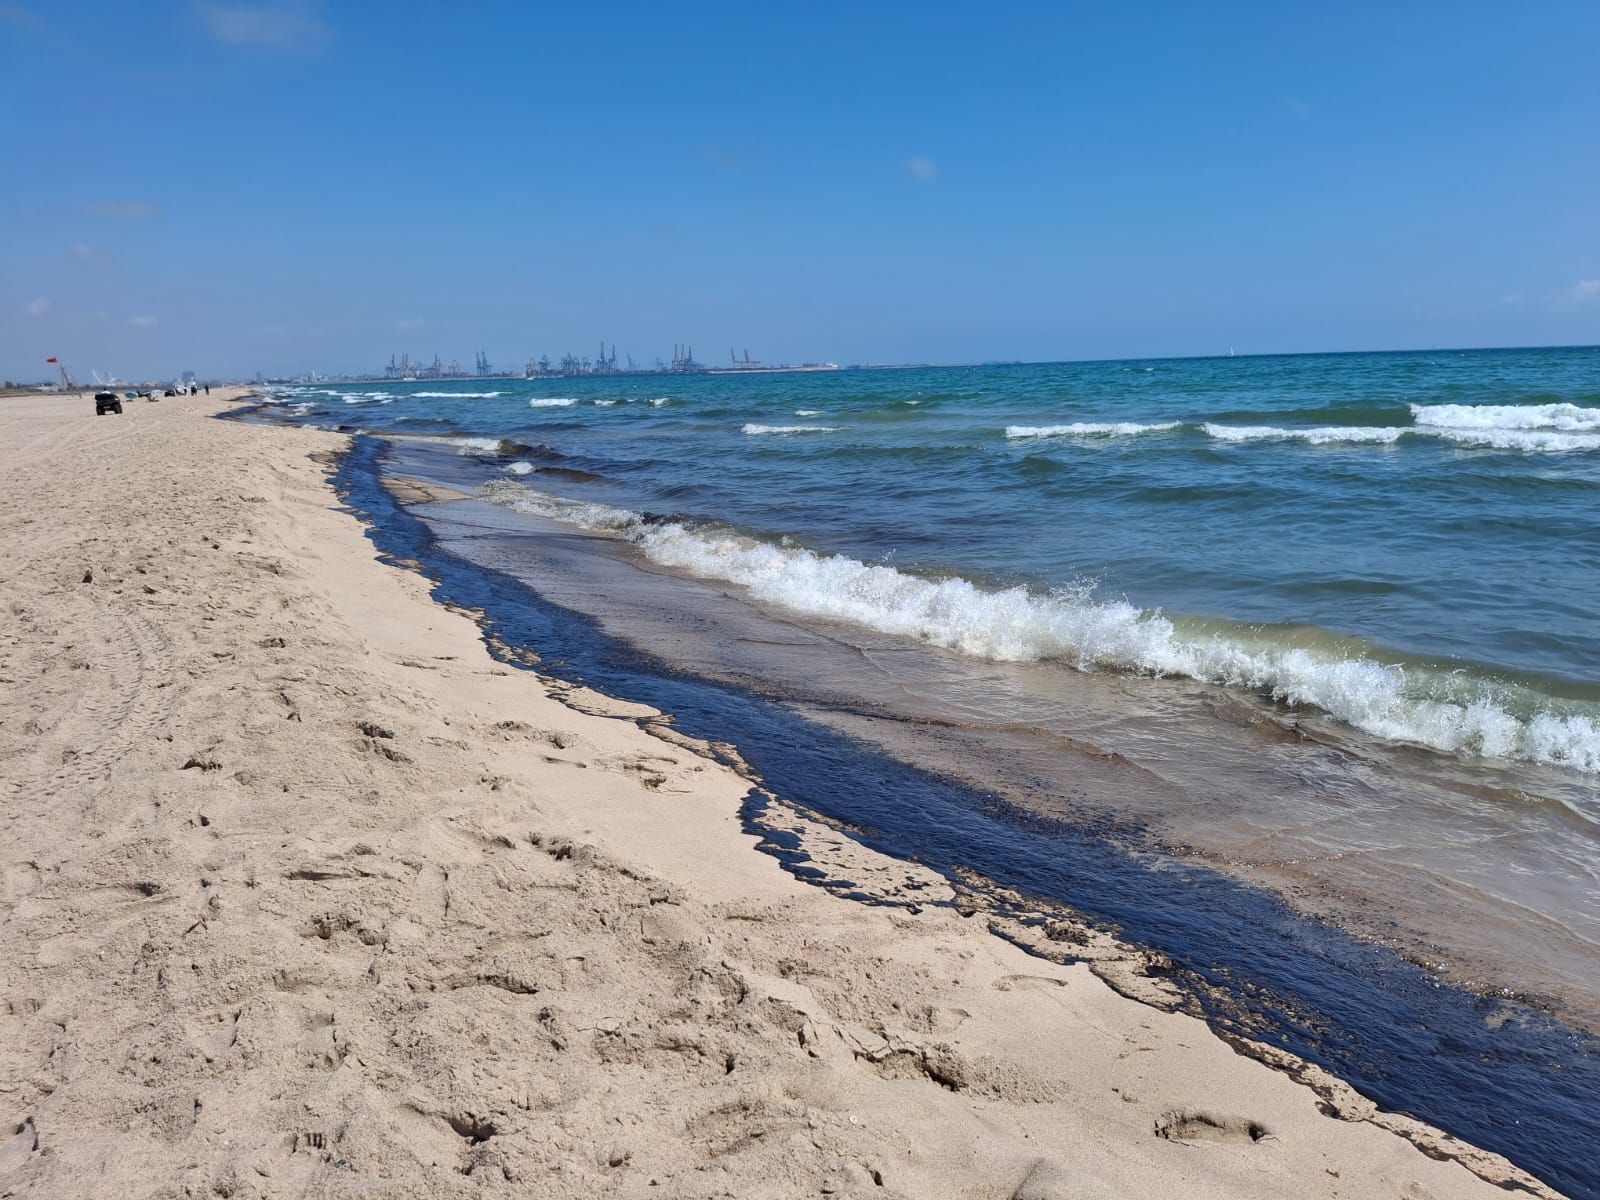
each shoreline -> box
[329,418,1600,1037]
[0,389,1565,1197]
[341,430,1598,1190]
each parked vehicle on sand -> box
[94,390,123,415]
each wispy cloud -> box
[1282,95,1311,117]
[198,0,329,50]
[698,147,750,173]
[1543,278,1600,309]
[71,242,115,266]
[131,315,158,327]
[0,4,41,29]
[395,317,425,331]
[904,155,938,182]
[85,200,160,219]
[25,297,50,316]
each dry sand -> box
[0,389,1560,1198]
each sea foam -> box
[477,478,1600,774]
[528,397,578,408]
[1412,402,1600,432]
[411,390,503,398]
[1007,422,1181,438]
[742,424,841,435]
[1428,428,1600,453]
[1203,424,1405,445]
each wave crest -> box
[742,424,842,435]
[1203,424,1405,445]
[1412,402,1600,432]
[1006,422,1181,438]
[476,480,1599,774]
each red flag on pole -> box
[46,357,58,363]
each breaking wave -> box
[476,478,1600,774]
[1007,421,1182,438]
[1203,424,1405,445]
[528,398,578,408]
[1412,402,1600,432]
[1429,428,1600,453]
[742,424,842,436]
[411,391,503,399]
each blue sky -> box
[3,1,1598,380]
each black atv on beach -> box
[94,390,123,415]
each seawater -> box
[264,347,1600,1031]
[284,348,1600,770]
[325,434,1597,1199]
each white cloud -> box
[24,297,49,316]
[71,242,114,266]
[84,200,158,219]
[198,0,328,50]
[131,315,158,327]
[1569,279,1600,302]
[904,155,938,181]
[395,317,425,330]
[0,4,41,29]
[698,148,750,173]
[1283,95,1311,117]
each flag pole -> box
[47,356,72,393]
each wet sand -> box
[392,434,1600,1039]
[0,389,1558,1197]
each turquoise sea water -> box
[277,345,1600,774]
[261,347,1600,1191]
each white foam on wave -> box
[476,478,1600,774]
[503,461,535,475]
[1204,423,1405,445]
[1007,421,1181,439]
[1196,414,1598,452]
[1428,427,1600,453]
[528,397,578,408]
[742,423,842,436]
[453,436,504,454]
[407,390,503,399]
[595,399,619,406]
[648,398,670,407]
[1412,402,1600,432]
[796,409,823,417]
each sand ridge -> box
[0,390,1559,1197]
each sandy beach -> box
[0,389,1560,1198]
